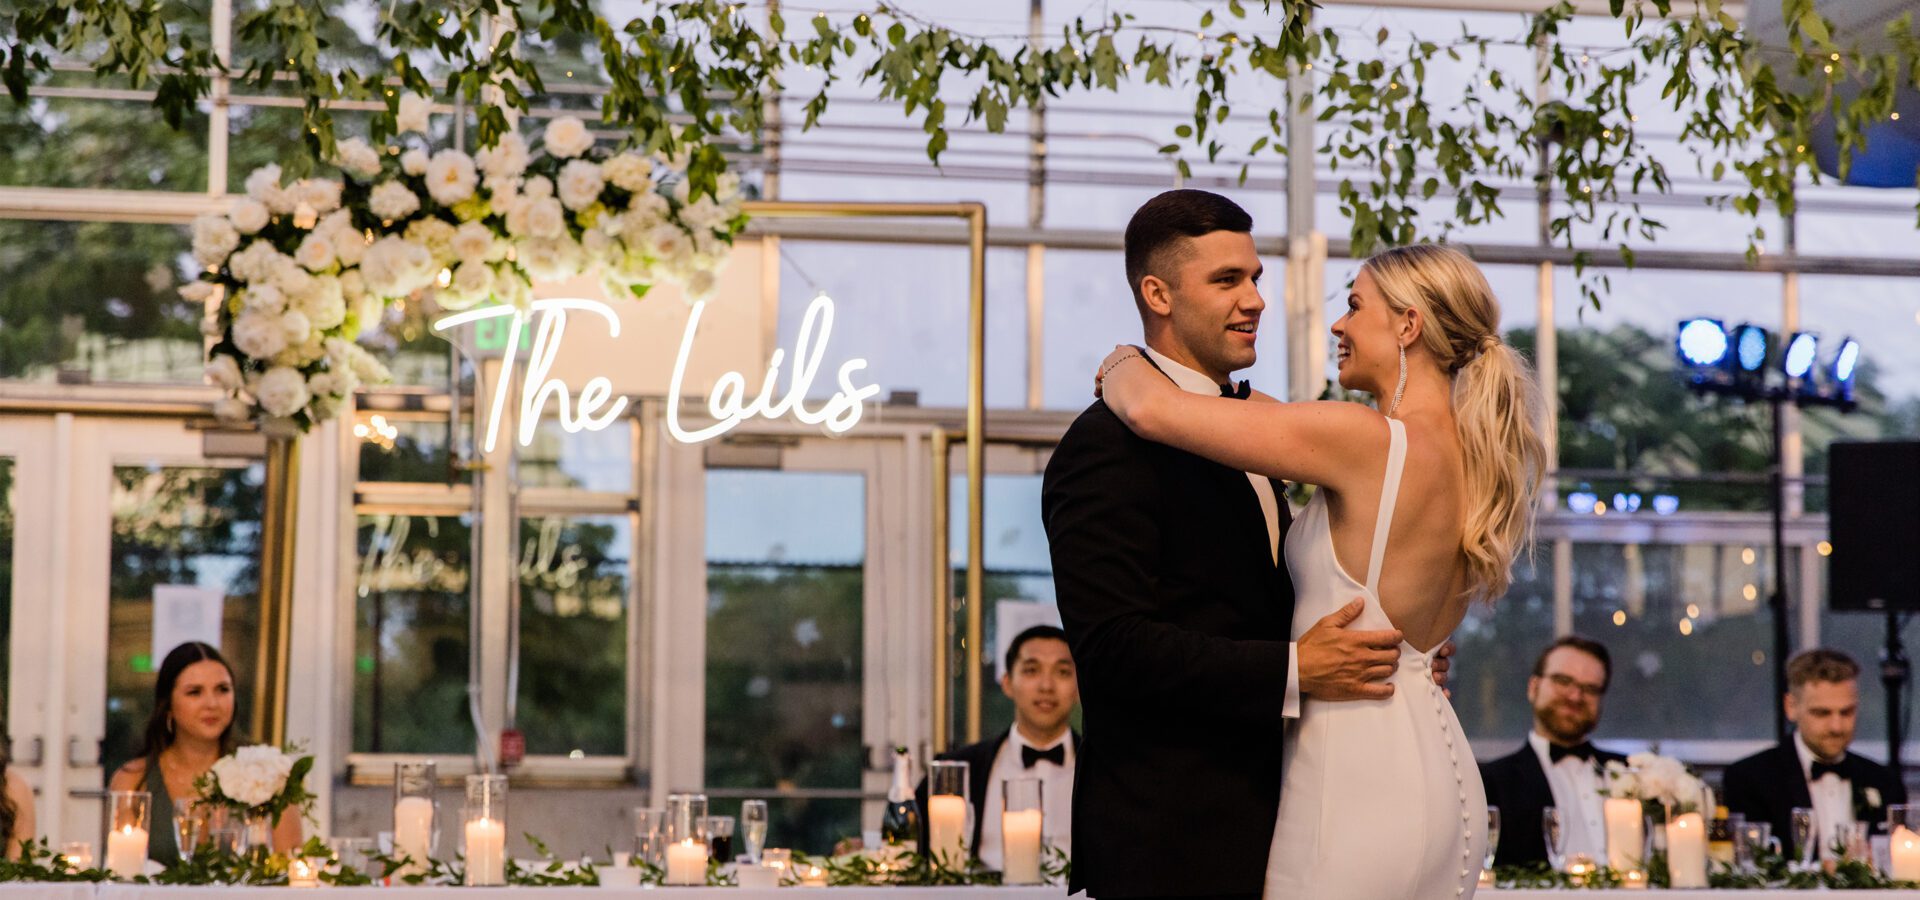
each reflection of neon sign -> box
[433,293,880,450]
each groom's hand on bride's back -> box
[1297,598,1402,701]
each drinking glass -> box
[1792,807,1818,865]
[1542,807,1569,871]
[740,800,769,863]
[632,807,665,867]
[1834,820,1870,864]
[1890,804,1920,836]
[703,815,736,863]
[1735,821,1777,873]
[1484,807,1501,869]
[327,837,377,877]
[57,841,93,871]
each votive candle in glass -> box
[104,791,151,879]
[462,774,508,886]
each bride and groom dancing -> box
[1043,189,1548,899]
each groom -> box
[1044,190,1438,899]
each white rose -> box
[192,214,242,270]
[332,227,368,268]
[251,367,310,418]
[369,180,421,221]
[204,354,245,391]
[298,283,347,331]
[476,132,530,179]
[295,233,336,272]
[542,115,595,158]
[523,176,553,200]
[228,197,271,235]
[213,396,253,425]
[683,268,717,302]
[451,221,496,262]
[295,178,343,214]
[396,93,433,135]
[405,218,459,266]
[482,173,521,203]
[231,311,288,359]
[524,197,566,239]
[244,164,292,214]
[441,261,493,310]
[603,152,654,192]
[332,136,383,178]
[280,309,312,345]
[628,189,670,221]
[401,149,430,177]
[242,283,287,316]
[425,150,478,206]
[224,241,275,283]
[557,159,605,211]
[646,223,691,264]
[361,236,436,297]
[519,236,586,281]
[271,262,316,301]
[581,226,613,258]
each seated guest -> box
[917,625,1079,869]
[1725,648,1907,861]
[0,739,33,858]
[109,642,301,863]
[1479,636,1626,867]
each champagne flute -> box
[1542,807,1569,871]
[1791,807,1817,867]
[741,800,769,864]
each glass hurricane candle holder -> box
[58,841,93,872]
[392,761,437,875]
[462,774,507,887]
[1001,778,1044,885]
[104,791,151,879]
[926,760,971,870]
[663,793,709,885]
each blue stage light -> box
[1733,325,1770,373]
[1677,319,1729,368]
[1652,494,1680,516]
[1783,332,1819,379]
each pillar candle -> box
[464,817,506,886]
[1603,798,1644,871]
[1891,826,1920,882]
[665,838,707,885]
[104,825,147,879]
[927,794,967,867]
[1001,808,1044,884]
[393,795,434,871]
[1667,812,1709,888]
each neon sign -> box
[432,292,880,450]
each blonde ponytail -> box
[1359,244,1548,604]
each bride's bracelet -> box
[1098,351,1145,383]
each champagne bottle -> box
[881,746,921,846]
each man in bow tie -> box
[1479,636,1627,867]
[915,625,1080,870]
[1724,649,1908,861]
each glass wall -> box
[352,513,474,753]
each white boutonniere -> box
[1866,787,1883,809]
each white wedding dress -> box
[1264,418,1487,899]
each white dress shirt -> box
[1794,731,1855,860]
[1528,731,1608,861]
[976,727,1075,870]
[1140,347,1300,719]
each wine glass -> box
[741,800,769,864]
[1791,807,1818,867]
[1542,807,1569,871]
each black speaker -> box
[1828,440,1920,611]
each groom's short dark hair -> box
[1123,189,1254,311]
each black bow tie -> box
[1549,742,1596,764]
[1021,744,1066,769]
[1220,380,1252,399]
[1810,758,1850,781]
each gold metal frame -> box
[252,435,298,746]
[740,200,987,753]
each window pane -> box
[0,92,208,192]
[106,464,263,770]
[355,415,456,483]
[518,420,632,492]
[1569,542,1775,740]
[354,513,475,753]
[948,470,1063,743]
[0,221,204,384]
[515,514,630,756]
[705,470,864,855]
[1457,553,1557,746]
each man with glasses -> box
[1479,636,1625,867]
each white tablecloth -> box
[93,888,1068,899]
[0,886,94,900]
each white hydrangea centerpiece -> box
[1601,752,1710,814]
[194,744,317,823]
[185,102,750,433]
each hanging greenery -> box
[3,0,1917,307]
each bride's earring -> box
[1386,341,1407,418]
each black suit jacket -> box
[912,728,1083,863]
[1478,740,1628,867]
[1723,740,1908,856]
[1044,399,1296,898]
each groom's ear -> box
[1138,274,1176,320]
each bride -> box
[1098,243,1547,899]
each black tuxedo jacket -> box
[1043,398,1296,898]
[1477,740,1628,867]
[911,728,1083,862]
[1723,741,1908,855]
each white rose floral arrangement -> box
[187,101,748,432]
[193,744,318,824]
[1601,752,1710,814]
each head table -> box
[0,887,1892,898]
